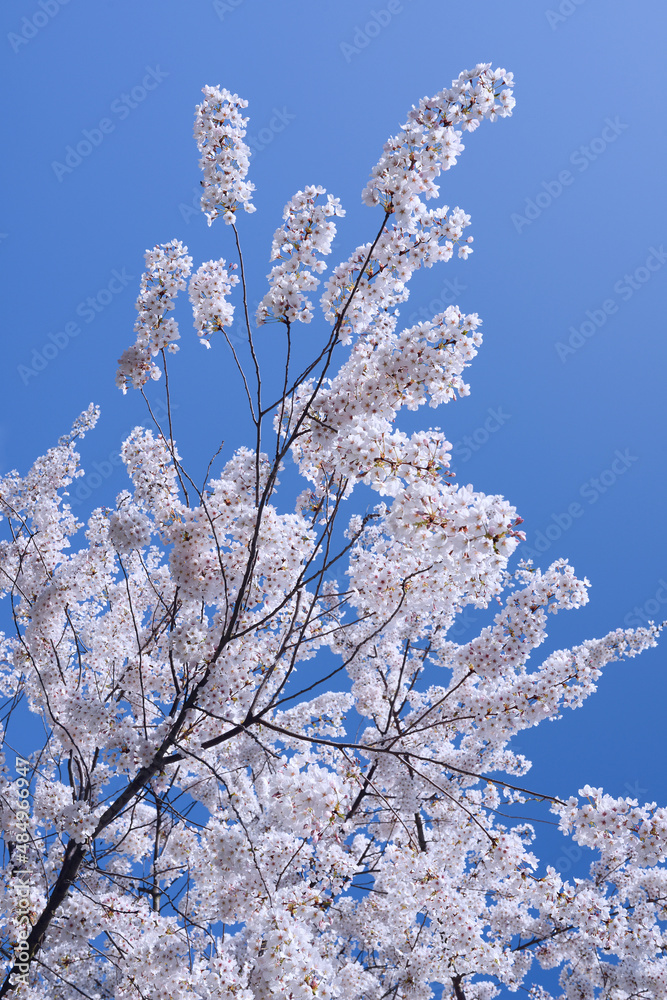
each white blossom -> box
[257,185,345,326]
[189,258,239,347]
[2,67,666,1000]
[116,240,192,392]
[194,85,256,225]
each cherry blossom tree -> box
[1,66,666,1000]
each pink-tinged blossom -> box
[194,85,256,225]
[362,64,515,229]
[116,240,192,392]
[321,207,473,340]
[257,185,345,325]
[189,258,239,347]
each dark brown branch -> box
[452,974,467,1000]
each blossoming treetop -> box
[1,65,665,999]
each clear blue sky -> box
[2,0,666,859]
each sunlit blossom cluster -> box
[188,258,239,347]
[362,64,515,229]
[115,240,192,392]
[194,85,256,225]
[256,186,345,326]
[321,207,473,340]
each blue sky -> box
[1,0,666,853]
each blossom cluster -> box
[256,186,345,326]
[189,258,239,347]
[286,305,482,493]
[115,240,192,392]
[321,207,473,340]
[194,85,256,225]
[362,64,515,229]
